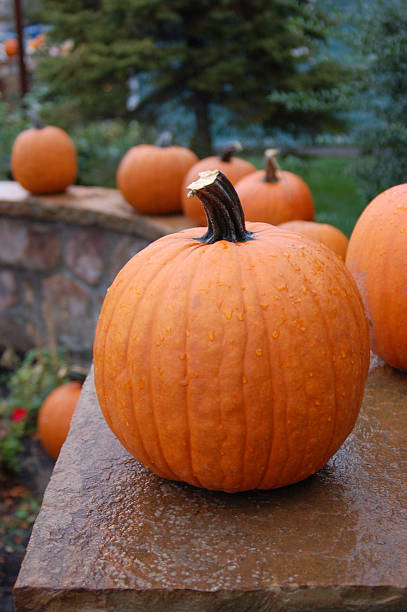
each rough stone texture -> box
[0,218,61,271]
[0,181,195,241]
[0,270,17,313]
[42,275,94,353]
[0,181,194,364]
[65,229,106,286]
[14,357,407,611]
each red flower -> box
[11,408,27,422]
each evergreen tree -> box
[35,0,349,155]
[351,0,407,200]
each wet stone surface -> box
[14,357,407,611]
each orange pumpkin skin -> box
[181,155,255,225]
[94,171,369,493]
[279,221,349,260]
[346,183,407,370]
[38,381,82,460]
[4,39,18,57]
[236,168,314,225]
[117,144,198,214]
[11,126,77,194]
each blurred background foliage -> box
[0,0,406,216]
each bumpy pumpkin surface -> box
[38,381,82,460]
[117,134,198,214]
[346,183,407,370]
[236,149,314,225]
[94,170,369,493]
[279,220,349,260]
[181,142,255,224]
[11,126,77,194]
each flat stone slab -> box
[14,357,407,611]
[0,181,195,241]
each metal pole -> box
[13,0,28,97]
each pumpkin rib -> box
[267,242,309,488]
[328,263,368,451]
[292,250,340,472]
[118,259,170,472]
[97,240,187,472]
[169,242,210,488]
[141,244,198,480]
[234,244,250,491]
[183,246,208,489]
[96,239,174,437]
[244,244,275,490]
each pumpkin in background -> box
[4,38,18,57]
[346,183,407,371]
[181,142,255,224]
[279,220,349,260]
[117,132,198,214]
[94,169,369,493]
[11,126,77,194]
[235,149,315,225]
[38,381,82,460]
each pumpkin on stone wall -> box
[117,132,198,214]
[4,38,18,57]
[235,149,315,225]
[279,220,349,261]
[181,142,256,225]
[11,126,77,195]
[94,170,369,493]
[346,182,407,371]
[38,381,82,460]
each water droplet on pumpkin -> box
[209,331,215,341]
[179,378,189,387]
[272,330,280,338]
[260,304,269,310]
[309,372,314,377]
[314,399,321,406]
[186,330,190,337]
[166,326,172,334]
[256,348,263,356]
[179,353,186,361]
[341,350,346,358]
[237,314,244,321]
[242,375,248,384]
[225,311,232,320]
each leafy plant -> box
[0,348,70,474]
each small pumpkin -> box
[279,220,349,260]
[181,142,256,225]
[94,169,369,493]
[4,38,18,57]
[11,126,77,194]
[346,183,407,371]
[38,381,82,460]
[235,149,315,225]
[117,132,198,214]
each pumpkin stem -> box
[188,170,253,244]
[155,131,173,147]
[264,148,280,183]
[218,141,242,162]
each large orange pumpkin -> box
[38,381,82,460]
[11,126,77,194]
[235,149,315,225]
[117,132,198,214]
[94,170,369,493]
[279,220,349,260]
[181,142,256,225]
[4,39,18,57]
[346,183,407,370]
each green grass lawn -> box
[245,155,367,238]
